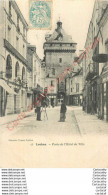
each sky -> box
[17,0,95,59]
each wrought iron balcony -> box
[4,39,28,66]
[85,63,97,81]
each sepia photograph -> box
[0,0,108,168]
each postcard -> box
[0,0,108,167]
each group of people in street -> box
[35,100,47,121]
[35,98,67,122]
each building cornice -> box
[11,1,28,29]
[4,8,28,44]
[44,42,77,45]
[44,49,76,53]
[4,39,28,67]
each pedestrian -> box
[36,101,42,121]
[59,100,67,122]
[42,100,48,120]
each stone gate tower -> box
[43,21,77,106]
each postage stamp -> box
[29,0,52,29]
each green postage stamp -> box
[29,0,52,29]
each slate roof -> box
[45,22,77,44]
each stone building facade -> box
[43,21,77,106]
[66,69,83,106]
[27,45,43,106]
[96,4,108,121]
[65,51,83,106]
[82,0,108,122]
[0,0,28,116]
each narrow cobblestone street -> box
[1,106,108,168]
[0,107,108,138]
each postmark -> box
[29,0,52,29]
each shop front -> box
[69,94,82,106]
[101,77,108,122]
[0,79,17,116]
[97,73,108,122]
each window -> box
[9,1,11,16]
[17,15,20,32]
[23,26,25,37]
[8,26,11,43]
[17,15,19,27]
[15,62,20,78]
[71,88,72,92]
[94,27,95,37]
[71,80,72,85]
[51,80,54,86]
[59,58,62,63]
[70,43,72,46]
[34,60,36,71]
[34,75,36,86]
[16,37,19,51]
[6,55,12,78]
[52,68,55,75]
[76,83,79,92]
[22,67,25,81]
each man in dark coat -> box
[60,100,67,122]
[36,101,42,121]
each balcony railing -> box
[85,63,97,81]
[4,39,28,66]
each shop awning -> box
[92,54,108,63]
[0,79,17,95]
